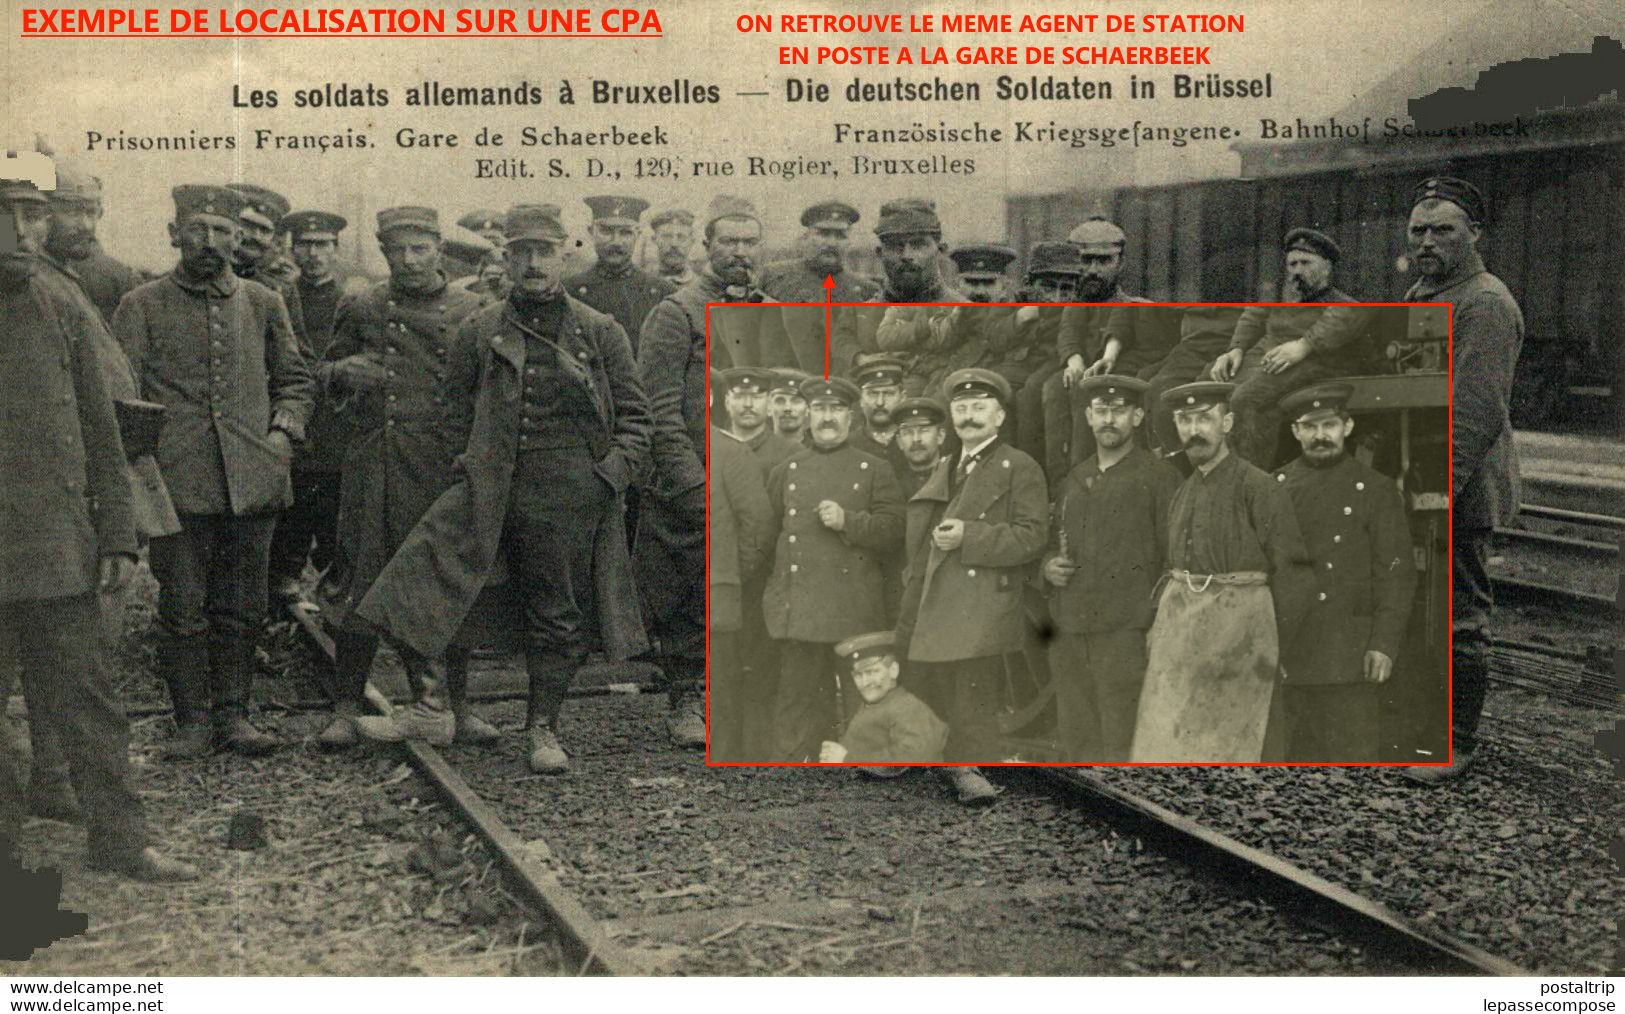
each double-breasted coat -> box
[565,261,675,356]
[708,428,773,633]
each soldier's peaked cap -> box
[895,397,947,425]
[833,631,898,665]
[1412,176,1486,223]
[949,244,1017,276]
[1068,216,1126,251]
[1283,227,1341,263]
[457,209,505,233]
[49,164,102,204]
[769,367,812,393]
[172,184,245,221]
[1280,382,1354,421]
[584,195,650,225]
[852,356,907,388]
[227,183,290,224]
[1161,380,1236,411]
[283,210,347,240]
[1077,374,1150,406]
[649,207,694,230]
[944,367,1012,405]
[376,206,440,236]
[1027,240,1084,276]
[801,200,860,229]
[1,178,48,205]
[799,376,861,406]
[705,195,760,229]
[504,204,567,243]
[720,367,776,394]
[441,225,497,262]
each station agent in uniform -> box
[1267,383,1415,762]
[1043,375,1180,762]
[768,367,812,443]
[1131,381,1312,762]
[565,195,675,356]
[891,397,949,501]
[762,377,905,763]
[758,200,879,373]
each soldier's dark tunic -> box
[1268,454,1415,761]
[1144,307,1244,453]
[758,259,878,372]
[64,240,143,327]
[565,261,675,356]
[236,259,309,351]
[708,428,773,761]
[0,255,149,864]
[851,424,914,623]
[1044,293,1150,485]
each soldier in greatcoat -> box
[762,377,905,763]
[708,423,773,762]
[757,200,878,373]
[565,195,675,356]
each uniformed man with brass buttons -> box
[226,183,309,349]
[1267,384,1415,762]
[721,367,801,479]
[758,200,878,373]
[762,377,905,762]
[318,206,489,748]
[566,196,675,356]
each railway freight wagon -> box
[1007,108,1625,434]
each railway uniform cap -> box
[949,244,1017,279]
[894,397,947,427]
[799,375,860,407]
[171,184,244,223]
[1161,380,1236,412]
[833,630,898,667]
[944,367,1012,406]
[1,178,48,205]
[720,367,775,395]
[1280,382,1354,422]
[282,210,347,242]
[769,367,811,395]
[1026,240,1084,277]
[457,209,505,234]
[376,206,440,237]
[648,207,694,231]
[1283,227,1341,264]
[705,194,760,230]
[874,198,942,240]
[1077,374,1150,409]
[1412,176,1486,223]
[227,183,290,226]
[49,164,102,205]
[441,225,496,262]
[852,356,907,390]
[801,200,861,231]
[1067,216,1127,253]
[584,195,650,226]
[503,204,568,244]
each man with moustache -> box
[758,201,878,373]
[845,199,966,391]
[227,184,309,349]
[1268,384,1414,763]
[356,204,650,774]
[1131,382,1312,762]
[762,377,905,763]
[566,196,675,357]
[1209,229,1376,468]
[1399,177,1523,785]
[43,165,143,327]
[647,207,697,286]
[722,367,800,479]
[917,245,1018,418]
[1042,376,1180,762]
[314,206,489,748]
[112,184,314,757]
[768,367,812,443]
[850,357,914,477]
[891,397,949,500]
[897,369,1047,803]
[636,196,765,744]
[1142,306,1246,457]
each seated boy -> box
[819,632,947,766]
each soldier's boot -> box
[316,700,363,749]
[524,655,571,774]
[942,766,1001,807]
[214,638,281,756]
[158,637,214,759]
[663,658,707,750]
[383,650,454,746]
[322,631,381,747]
[21,707,80,822]
[446,650,499,745]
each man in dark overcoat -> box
[565,195,675,356]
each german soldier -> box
[226,183,309,348]
[721,367,800,478]
[768,367,812,443]
[566,196,675,356]
[892,397,949,501]
[758,200,878,372]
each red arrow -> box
[822,274,836,379]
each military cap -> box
[949,244,1017,278]
[705,194,760,230]
[799,375,861,406]
[376,206,440,236]
[944,367,1012,405]
[48,164,102,204]
[1161,380,1236,412]
[801,200,860,230]
[769,367,811,395]
[227,183,290,224]
[833,630,898,667]
[1280,382,1354,422]
[283,209,347,241]
[894,397,947,426]
[1412,176,1486,223]
[504,204,567,244]
[172,184,245,222]
[1027,240,1084,277]
[648,207,694,230]
[441,225,496,262]
[0,179,48,205]
[1077,374,1150,408]
[720,367,775,395]
[457,209,505,234]
[1068,216,1126,252]
[874,198,942,239]
[584,195,650,226]
[852,356,907,390]
[1283,227,1341,264]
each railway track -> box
[285,604,1531,976]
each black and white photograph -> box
[0,0,1618,994]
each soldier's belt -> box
[1167,569,1268,593]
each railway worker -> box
[892,397,949,501]
[565,195,675,357]
[1000,240,1084,470]
[456,209,507,250]
[0,177,195,882]
[226,184,309,349]
[819,632,948,767]
[112,184,314,758]
[842,198,966,389]
[1143,306,1246,458]
[1209,229,1377,468]
[354,203,651,774]
[1267,384,1415,762]
[267,209,351,611]
[647,207,697,287]
[722,367,801,480]
[758,200,879,373]
[312,206,489,749]
[850,357,915,477]
[708,420,774,762]
[762,377,906,763]
[1399,177,1524,785]
[938,243,1018,433]
[1042,376,1180,762]
[896,369,1048,803]
[43,164,144,327]
[768,367,812,443]
[1131,382,1313,762]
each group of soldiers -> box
[1,161,1521,874]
